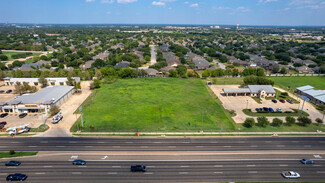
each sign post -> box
[300,95,310,115]
[79,106,84,127]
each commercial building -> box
[223,85,276,98]
[296,85,325,105]
[0,86,74,114]
[4,77,80,86]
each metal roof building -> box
[314,95,325,105]
[248,85,276,94]
[223,85,276,98]
[296,85,325,105]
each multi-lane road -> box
[0,136,324,182]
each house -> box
[145,68,159,77]
[93,51,109,61]
[114,61,130,68]
[161,66,176,73]
[160,44,169,52]
[163,52,177,62]
[168,60,182,68]
[35,60,51,66]
[80,60,95,70]
[13,63,42,71]
[291,58,316,66]
[223,85,276,98]
[193,60,210,70]
[295,66,313,73]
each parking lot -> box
[0,113,45,129]
[209,85,322,123]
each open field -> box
[1,51,41,60]
[270,76,325,90]
[71,78,235,132]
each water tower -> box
[236,24,239,30]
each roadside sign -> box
[79,106,83,112]
[301,95,310,102]
[42,112,46,115]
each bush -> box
[9,150,15,155]
[257,116,269,127]
[297,116,312,126]
[285,116,296,126]
[271,118,283,127]
[243,118,255,128]
[50,105,60,116]
[316,118,323,125]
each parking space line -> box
[140,146,148,148]
[28,146,37,147]
[313,165,322,167]
[43,166,53,168]
[168,146,176,148]
[247,165,256,167]
[223,146,232,148]
[180,166,190,167]
[112,146,120,148]
[56,146,65,148]
[196,146,204,148]
[125,142,133,144]
[147,166,155,168]
[317,171,325,173]
[97,142,105,144]
[250,145,258,147]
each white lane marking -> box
[214,165,223,167]
[277,145,285,147]
[11,142,19,144]
[179,172,188,174]
[78,166,87,168]
[112,166,121,168]
[108,172,117,174]
[40,141,48,143]
[0,173,7,175]
[7,167,16,169]
[72,172,82,174]
[223,146,232,148]
[112,146,120,148]
[71,156,78,159]
[292,141,299,143]
[0,146,8,148]
[247,165,256,167]
[214,172,223,174]
[210,141,218,143]
[250,145,258,147]
[43,166,53,168]
[84,159,325,162]
[280,164,288,166]
[180,166,190,167]
[317,171,325,173]
[56,146,65,148]
[125,142,133,144]
[69,141,76,143]
[153,142,162,144]
[144,172,153,174]
[168,146,176,148]
[85,146,93,148]
[35,172,45,175]
[238,141,246,143]
[97,142,105,144]
[147,166,155,168]
[313,165,322,167]
[314,155,322,158]
[265,141,272,143]
[182,142,190,144]
[248,171,258,173]
[101,156,108,160]
[140,146,148,148]
[304,145,312,147]
[196,146,204,148]
[28,146,37,147]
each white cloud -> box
[284,7,291,10]
[106,11,111,14]
[117,0,137,3]
[101,0,114,3]
[236,6,250,12]
[212,6,230,11]
[184,1,189,4]
[259,0,279,3]
[86,0,95,2]
[190,3,198,7]
[152,1,166,6]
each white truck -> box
[52,112,63,124]
[281,171,300,179]
[6,124,30,136]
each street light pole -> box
[201,108,203,133]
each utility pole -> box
[201,108,203,133]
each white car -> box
[276,108,282,112]
[281,171,300,179]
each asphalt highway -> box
[0,136,324,152]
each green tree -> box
[297,116,312,126]
[257,116,269,127]
[169,70,178,78]
[285,116,295,126]
[280,66,287,74]
[0,55,8,61]
[271,118,283,127]
[50,105,60,116]
[38,76,48,88]
[176,65,187,77]
[315,118,323,125]
[243,118,255,128]
[201,70,210,78]
[93,79,101,89]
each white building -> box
[4,77,80,86]
[223,85,276,98]
[0,86,74,114]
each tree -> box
[176,65,187,77]
[257,116,269,127]
[315,118,323,125]
[297,116,312,126]
[271,118,283,127]
[256,68,265,77]
[66,75,74,86]
[38,76,48,88]
[0,55,8,61]
[93,79,101,89]
[243,118,255,128]
[285,116,296,126]
[280,66,287,74]
[201,70,210,78]
[95,69,102,79]
[50,105,60,116]
[169,70,178,78]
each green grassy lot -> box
[270,76,325,90]
[236,123,325,132]
[209,77,244,85]
[0,151,38,159]
[243,109,309,117]
[29,124,49,132]
[1,51,41,60]
[71,78,235,132]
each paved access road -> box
[0,136,325,152]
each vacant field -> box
[270,76,325,90]
[71,78,235,132]
[1,51,41,60]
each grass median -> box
[243,109,309,117]
[0,151,38,159]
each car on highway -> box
[18,113,27,118]
[268,108,274,112]
[5,160,21,166]
[286,99,294,104]
[6,89,12,93]
[279,99,285,103]
[72,159,86,165]
[300,158,314,164]
[281,171,300,179]
[0,113,8,118]
[276,108,282,112]
[0,90,4,93]
[272,99,277,103]
[131,165,147,172]
[6,173,27,181]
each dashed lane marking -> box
[35,172,45,175]
[72,172,82,174]
[214,165,223,167]
[108,172,117,174]
[214,172,223,174]
[144,172,153,174]
[247,165,256,167]
[179,172,188,174]
[248,171,258,173]
[280,165,288,167]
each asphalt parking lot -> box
[0,113,44,129]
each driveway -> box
[34,81,92,137]
[150,45,157,65]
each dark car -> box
[5,161,21,166]
[263,107,269,111]
[280,100,285,103]
[0,121,7,126]
[286,99,294,104]
[0,90,4,93]
[269,108,274,112]
[300,158,314,164]
[6,90,12,93]
[131,165,146,172]
[272,99,277,103]
[19,113,28,118]
[6,173,27,181]
[0,113,8,118]
[255,108,261,112]
[72,159,86,165]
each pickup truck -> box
[281,171,300,179]
[130,165,146,172]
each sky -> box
[0,0,325,26]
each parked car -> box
[6,89,12,93]
[19,113,28,118]
[276,108,282,112]
[0,113,8,118]
[5,161,21,166]
[72,159,86,165]
[268,108,274,112]
[263,107,269,111]
[300,158,314,164]
[281,171,300,179]
[131,165,147,172]
[279,100,285,103]
[272,99,277,103]
[6,173,27,181]
[256,108,261,112]
[0,90,4,93]
[0,121,7,126]
[286,99,294,104]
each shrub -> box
[50,105,60,116]
[272,118,283,127]
[316,118,323,125]
[285,116,295,126]
[243,118,255,128]
[298,116,312,126]
[257,116,269,127]
[9,150,15,155]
